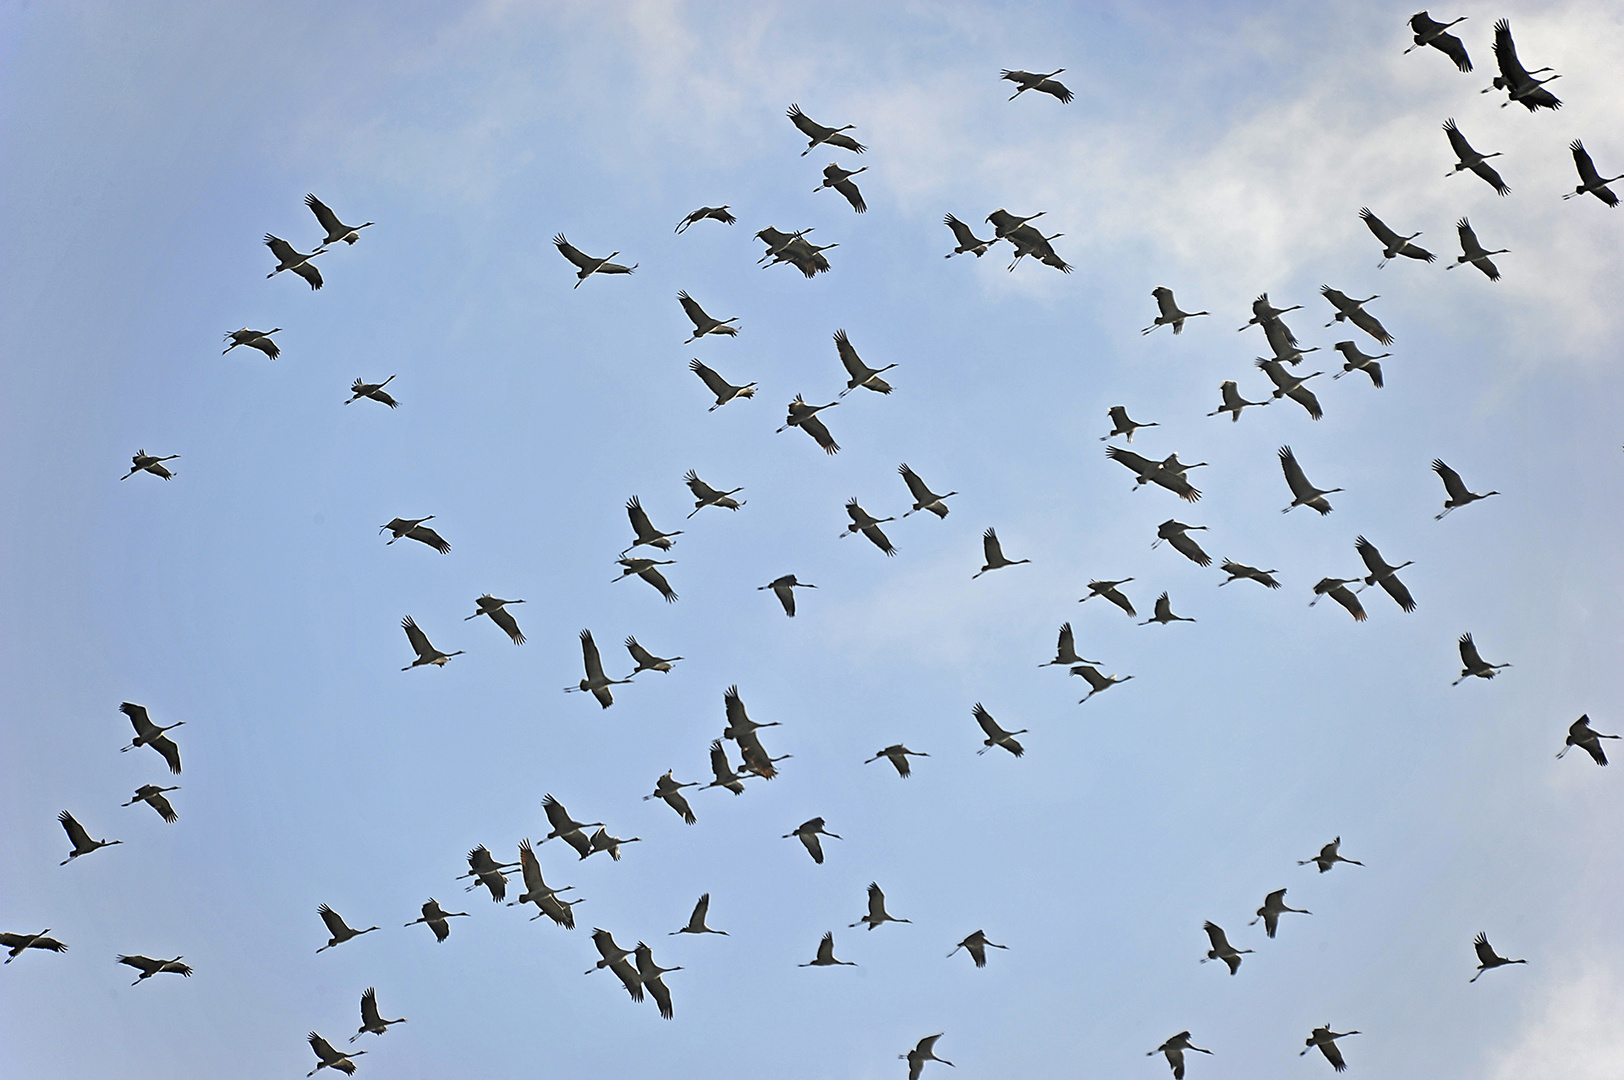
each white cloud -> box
[1491,961,1624,1080]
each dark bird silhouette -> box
[777,396,840,454]
[815,163,867,213]
[1106,446,1205,500]
[1,930,68,963]
[947,929,1008,968]
[644,770,698,825]
[1073,664,1133,703]
[1141,591,1194,625]
[465,594,525,644]
[585,826,640,862]
[1470,932,1526,982]
[784,817,840,864]
[565,629,629,708]
[1564,140,1622,206]
[635,941,681,1019]
[1255,358,1325,420]
[1558,715,1619,766]
[1449,218,1509,280]
[460,844,518,903]
[899,464,957,517]
[346,375,399,407]
[405,898,470,943]
[307,1032,363,1076]
[118,954,191,985]
[1149,1031,1212,1080]
[688,358,756,411]
[1207,379,1272,422]
[510,838,579,928]
[901,1034,953,1080]
[675,205,735,233]
[1301,1025,1360,1072]
[1250,888,1310,938]
[703,739,750,794]
[684,470,744,516]
[1356,535,1415,612]
[842,500,897,556]
[121,784,180,823]
[973,527,1030,578]
[851,881,910,930]
[1278,445,1341,514]
[678,291,739,342]
[58,811,121,864]
[865,744,928,778]
[624,636,681,675]
[973,703,1026,757]
[760,574,815,617]
[1081,578,1136,616]
[1332,341,1386,387]
[787,104,865,155]
[1432,460,1498,518]
[943,214,993,258]
[614,556,678,603]
[381,516,450,553]
[1143,287,1207,334]
[305,194,372,246]
[1101,405,1157,442]
[316,905,378,952]
[554,234,636,286]
[835,329,897,396]
[400,616,462,670]
[1200,921,1251,975]
[1001,68,1072,102]
[1453,633,1510,685]
[1311,577,1367,622]
[1300,836,1363,873]
[623,495,682,555]
[223,327,281,359]
[1407,11,1471,71]
[1041,622,1100,667]
[1442,119,1507,194]
[1219,560,1282,589]
[1155,519,1212,567]
[1485,19,1562,111]
[672,894,727,936]
[121,450,179,481]
[1322,286,1393,345]
[119,702,182,774]
[265,234,325,289]
[799,930,856,967]
[352,987,406,1041]
[986,208,1044,238]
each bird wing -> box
[684,471,721,500]
[1469,159,1510,196]
[1493,19,1529,82]
[1459,634,1484,668]
[147,791,179,822]
[824,131,866,153]
[626,496,656,540]
[1056,622,1076,659]
[1433,460,1470,501]
[1473,932,1497,964]
[1456,218,1482,257]
[625,637,656,666]
[1169,532,1212,567]
[265,234,301,263]
[1433,32,1472,72]
[121,701,155,737]
[982,529,1003,564]
[553,234,594,269]
[899,465,932,502]
[519,839,544,893]
[1038,77,1074,102]
[489,607,524,645]
[1355,537,1384,575]
[1332,586,1367,621]
[1104,587,1136,617]
[1287,385,1324,420]
[723,686,749,731]
[799,415,840,454]
[360,987,382,1027]
[319,905,349,936]
[801,832,823,863]
[310,1033,344,1062]
[305,193,343,235]
[1320,1040,1346,1071]
[1262,317,1299,359]
[677,291,708,327]
[1381,573,1417,612]
[786,103,827,140]
[1571,140,1602,186]
[973,703,1002,738]
[774,581,797,616]
[59,811,91,848]
[867,883,885,921]
[543,795,573,833]
[833,177,866,213]
[1443,119,1474,160]
[1279,446,1313,500]
[291,262,323,290]
[1203,921,1231,952]
[150,733,182,774]
[816,931,836,961]
[833,329,868,379]
[692,893,711,926]
[1255,358,1290,391]
[408,525,451,553]
[1359,207,1399,247]
[688,358,735,400]
[708,741,733,782]
[402,617,432,658]
[862,525,895,555]
[1105,446,1157,477]
[944,214,986,247]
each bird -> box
[787,103,865,155]
[585,929,644,999]
[345,375,399,407]
[721,684,779,742]
[316,905,379,952]
[815,162,867,212]
[1470,932,1526,982]
[121,450,179,481]
[1558,715,1620,766]
[1449,217,1509,281]
[585,826,640,862]
[760,574,815,617]
[304,193,372,246]
[624,636,681,676]
[553,234,635,286]
[614,556,678,603]
[121,784,180,823]
[1432,460,1498,519]
[1442,119,1508,194]
[1331,341,1386,387]
[1360,207,1436,267]
[1355,535,1415,612]
[1105,446,1205,500]
[464,594,525,644]
[1001,67,1072,102]
[851,882,911,930]
[1485,19,1562,111]
[1255,358,1325,420]
[1153,519,1212,567]
[1141,592,1194,625]
[1301,1025,1360,1072]
[674,205,735,233]
[943,214,993,257]
[1142,287,1208,335]
[405,898,470,943]
[1101,405,1157,442]
[307,1032,364,1076]
[842,500,897,556]
[1207,380,1272,422]
[57,811,121,865]
[644,771,698,825]
[1073,664,1133,702]
[1250,889,1311,938]
[118,702,183,774]
[1,930,68,963]
[264,234,326,288]
[1564,140,1622,206]
[352,987,406,1041]
[1299,837,1363,873]
[380,516,451,553]
[1407,12,1471,71]
[510,838,579,927]
[1321,286,1393,345]
[703,738,751,795]
[459,844,518,903]
[118,954,192,985]
[1311,578,1367,622]
[1453,633,1510,685]
[565,629,630,707]
[671,894,728,936]
[1239,293,1302,332]
[688,358,757,411]
[1003,222,1070,273]
[899,464,957,517]
[400,616,462,670]
[1262,315,1315,366]
[1081,578,1136,617]
[865,744,928,778]
[769,235,838,277]
[1042,622,1101,667]
[634,942,681,1019]
[1149,1031,1212,1080]
[1200,921,1252,974]
[986,208,1044,238]
[623,496,682,555]
[778,396,841,454]
[223,327,281,359]
[755,225,813,263]
[677,291,739,342]
[784,817,840,864]
[799,931,856,967]
[1278,445,1341,515]
[973,702,1026,757]
[901,1034,954,1080]
[834,329,897,396]
[973,527,1030,578]
[737,730,792,783]
[947,930,1008,968]
[1218,560,1282,589]
[683,470,745,516]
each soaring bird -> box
[1255,358,1324,420]
[1154,519,1212,567]
[786,104,865,155]
[851,882,910,930]
[1332,341,1386,387]
[585,929,643,998]
[1299,837,1363,873]
[986,208,1044,238]
[585,826,640,862]
[1250,889,1310,938]
[1450,218,1509,281]
[737,726,792,782]
[405,898,470,943]
[1219,560,1281,589]
[899,464,957,517]
[265,234,326,289]
[760,574,816,617]
[1001,67,1073,102]
[973,527,1030,578]
[1432,460,1498,519]
[305,194,372,246]
[644,771,698,825]
[553,234,636,286]
[1278,446,1341,515]
[1311,577,1367,622]
[119,702,183,774]
[634,941,681,1019]
[778,396,841,454]
[834,329,897,396]
[842,500,897,556]
[815,163,867,213]
[685,357,757,411]
[799,931,857,967]
[58,811,121,865]
[1262,314,1314,366]
[511,838,579,927]
[1142,287,1208,335]
[352,987,406,1041]
[1486,19,1562,112]
[973,703,1026,757]
[865,744,928,778]
[1041,622,1100,667]
[1564,140,1622,206]
[1407,12,1471,71]
[1470,933,1526,982]
[784,817,841,865]
[121,784,180,823]
[121,450,179,481]
[1105,446,1205,500]
[675,205,735,233]
[677,291,739,342]
[0,930,68,963]
[769,234,838,277]
[684,471,745,516]
[1207,380,1272,422]
[1149,1031,1212,1080]
[1453,633,1510,685]
[1322,286,1393,345]
[624,636,681,675]
[1442,119,1507,194]
[755,225,811,263]
[346,375,399,407]
[381,516,451,553]
[1239,293,1301,333]
[1301,1025,1360,1072]
[1101,405,1157,442]
[1359,207,1435,266]
[623,496,683,554]
[1080,578,1136,617]
[1003,222,1070,273]
[307,1032,364,1076]
[565,629,630,708]
[465,594,525,644]
[947,930,1008,968]
[400,616,462,670]
[1200,921,1251,975]
[1141,592,1194,625]
[223,327,281,359]
[722,684,779,742]
[901,1034,953,1080]
[614,556,678,603]
[1355,535,1415,612]
[943,214,993,257]
[460,844,518,903]
[1558,714,1620,766]
[704,739,751,794]
[118,954,192,985]
[672,894,728,936]
[1073,664,1133,703]
[316,905,379,952]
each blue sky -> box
[2,2,1622,1077]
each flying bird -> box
[1564,140,1622,206]
[1250,889,1310,938]
[677,291,740,342]
[1470,933,1526,982]
[1558,715,1619,766]
[1254,358,1325,420]
[901,1034,954,1080]
[1301,1025,1360,1072]
[1449,218,1509,280]
[986,208,1044,238]
[1322,286,1393,345]
[623,496,682,554]
[304,194,372,246]
[118,954,192,985]
[1486,19,1562,111]
[768,234,837,277]
[1101,405,1157,442]
[400,616,462,670]
[58,811,121,864]
[1453,633,1510,685]
[1407,11,1471,70]
[834,329,897,395]
[684,470,745,516]
[786,103,865,155]
[121,450,179,481]
[121,784,180,823]
[307,1032,363,1076]
[815,162,867,213]
[675,205,735,233]
[1073,664,1133,703]
[644,771,698,825]
[404,898,470,943]
[460,844,518,903]
[511,838,579,928]
[223,327,281,359]
[974,703,1026,756]
[1218,560,1282,589]
[1442,119,1508,194]
[1355,535,1415,612]
[316,905,379,952]
[565,629,630,707]
[784,817,841,865]
[851,882,910,930]
[778,396,841,454]
[553,234,636,286]
[346,375,399,407]
[973,527,1030,578]
[1311,577,1367,622]
[1359,208,1436,267]
[119,702,183,774]
[703,739,751,794]
[1299,837,1363,873]
[799,931,856,967]
[1278,445,1341,514]
[865,744,928,778]
[1149,1031,1212,1080]
[465,594,525,644]
[1003,223,1070,273]
[634,941,681,1019]
[947,929,1008,968]
[1207,380,1272,422]
[1239,293,1301,333]
[624,636,681,675]
[842,500,897,556]
[899,463,957,517]
[688,358,756,410]
[1105,446,1205,500]
[1080,578,1136,617]
[1142,287,1208,335]
[1001,67,1072,102]
[585,826,640,862]
[264,234,325,289]
[1141,592,1194,625]
[759,574,815,617]
[0,930,68,963]
[1331,341,1386,387]
[585,929,642,999]
[1154,519,1212,567]
[380,516,450,553]
[671,894,728,936]
[1200,921,1252,975]
[1262,314,1314,366]
[1432,460,1498,518]
[352,987,406,1041]
[614,556,678,602]
[1041,622,1100,667]
[942,214,993,257]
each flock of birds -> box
[17,12,1620,1079]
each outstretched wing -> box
[305,193,343,235]
[982,528,1003,565]
[1492,19,1529,83]
[58,811,91,849]
[1278,446,1313,500]
[799,415,840,455]
[580,630,606,681]
[677,291,709,328]
[553,234,593,270]
[1359,207,1399,247]
[401,616,432,657]
[1433,459,1470,502]
[688,358,735,399]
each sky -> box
[2,1,1622,1077]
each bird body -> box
[1302,1025,1360,1071]
[644,770,698,825]
[1432,459,1498,518]
[634,942,681,1019]
[1073,664,1133,702]
[554,234,636,285]
[1001,68,1072,102]
[1105,446,1204,500]
[1332,341,1386,387]
[118,954,191,984]
[684,470,744,516]
[1208,380,1271,422]
[704,738,751,794]
[624,495,682,554]
[121,450,180,481]
[1150,1031,1212,1079]
[615,557,678,602]
[565,629,630,706]
[1102,405,1157,442]
[1321,286,1393,345]
[1,930,68,963]
[943,214,993,257]
[973,527,1030,578]
[465,594,525,644]
[815,163,867,212]
[688,357,756,410]
[1155,519,1212,567]
[1311,577,1367,622]
[1450,218,1509,280]
[1141,591,1194,625]
[119,702,183,774]
[1470,932,1526,982]
[865,744,928,778]
[799,930,856,966]
[1558,714,1620,766]
[1201,921,1252,974]
[265,234,326,289]
[305,194,372,245]
[1355,535,1415,612]
[624,636,681,675]
[1219,560,1281,589]
[1143,287,1208,335]
[1081,578,1136,617]
[353,987,406,1041]
[1487,19,1562,111]
[672,894,727,936]
[851,881,910,930]
[1408,12,1471,71]
[843,499,897,556]
[1300,836,1363,873]
[346,375,398,407]
[405,898,470,943]
[778,396,841,454]
[901,1034,953,1080]
[675,205,735,233]
[835,329,897,395]
[1454,632,1510,685]
[1255,358,1324,420]
[381,516,450,553]
[1359,207,1435,266]
[787,104,865,155]
[1442,119,1507,193]
[1042,622,1100,667]
[512,838,578,928]
[308,1031,364,1076]
[461,844,518,903]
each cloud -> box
[1491,961,1624,1080]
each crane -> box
[901,1034,953,1080]
[316,905,379,952]
[1080,578,1136,617]
[737,729,791,782]
[645,770,698,824]
[510,838,579,928]
[1442,119,1508,194]
[703,739,751,794]
[769,234,837,277]
[1141,592,1194,625]
[1250,889,1310,938]
[623,495,682,554]
[624,636,681,675]
[586,826,640,862]
[760,574,816,617]
[352,987,406,1041]
[1239,293,1302,332]
[851,882,910,930]
[1432,460,1498,518]
[843,500,897,556]
[755,225,813,262]
[1454,633,1510,684]
[987,208,1043,238]
[1278,445,1341,514]
[1558,715,1619,765]
[465,594,525,644]
[459,844,518,902]
[1406,12,1471,71]
[121,784,180,823]
[947,930,1008,967]
[1564,140,1622,206]
[380,516,450,553]
[1359,207,1435,266]
[678,291,740,342]
[1262,314,1315,365]
[400,616,462,670]
[684,470,745,516]
[1301,1025,1360,1072]
[974,527,1030,578]
[672,894,728,936]
[1255,358,1325,420]
[553,234,635,286]
[635,941,681,1019]
[264,234,326,289]
[815,163,868,213]
[118,954,191,984]
[688,357,757,410]
[1219,560,1282,589]
[58,811,121,864]
[1073,664,1133,702]
[1485,19,1562,111]
[1207,380,1272,422]
[307,1032,363,1076]
[1003,223,1070,272]
[2,930,67,963]
[1299,836,1363,873]
[1311,577,1367,622]
[899,464,957,517]
[614,556,678,602]
[542,795,603,845]
[1200,921,1252,974]
[346,375,399,407]
[1154,519,1212,567]
[1331,341,1386,387]
[223,327,281,359]
[1149,1031,1212,1079]
[1101,405,1157,442]
[1321,286,1393,345]
[865,744,928,778]
[1105,446,1205,500]
[722,684,778,742]
[974,703,1026,756]
[1001,68,1072,102]
[121,450,179,481]
[835,329,897,395]
[1142,287,1208,335]
[943,214,993,257]
[1355,535,1415,612]
[784,817,840,864]
[119,702,183,774]
[1042,622,1100,667]
[778,396,841,454]
[799,930,856,967]
[1470,933,1526,981]
[787,104,865,155]
[405,898,470,943]
[565,629,629,707]
[305,194,372,246]
[675,205,735,233]
[585,929,644,1000]
[1449,218,1509,280]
